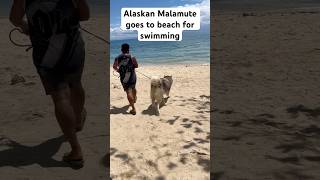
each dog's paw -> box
[154,108,160,116]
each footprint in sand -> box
[10,74,26,85]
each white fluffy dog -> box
[150,75,173,115]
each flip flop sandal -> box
[76,108,87,132]
[63,153,84,169]
[129,110,136,115]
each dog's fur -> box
[150,75,173,115]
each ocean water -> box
[110,31,210,65]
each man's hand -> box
[113,59,119,72]
[132,57,138,68]
[10,0,29,35]
[19,21,29,35]
[73,0,90,21]
[114,67,119,73]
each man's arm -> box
[73,0,90,21]
[132,57,138,68]
[113,58,119,72]
[10,0,28,34]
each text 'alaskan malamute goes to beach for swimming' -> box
[150,75,173,115]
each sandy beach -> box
[0,16,109,179]
[110,64,210,179]
[212,8,320,179]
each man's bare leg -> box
[126,88,136,115]
[132,88,137,103]
[70,81,86,132]
[51,87,82,159]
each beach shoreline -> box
[109,62,210,66]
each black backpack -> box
[25,0,80,69]
[118,54,134,81]
[26,0,79,38]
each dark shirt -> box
[25,0,81,67]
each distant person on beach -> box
[10,0,89,167]
[113,43,138,115]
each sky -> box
[110,0,210,41]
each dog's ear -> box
[160,78,164,86]
[161,78,170,88]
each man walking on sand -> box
[113,43,138,115]
[10,0,90,168]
